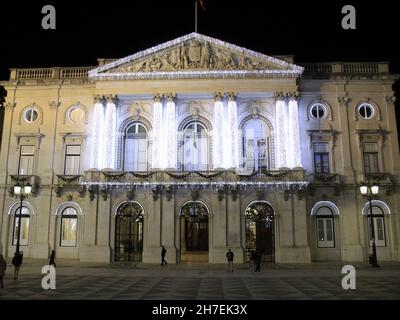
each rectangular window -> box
[316,217,335,248]
[13,216,30,246]
[313,143,330,174]
[363,143,379,174]
[61,217,77,247]
[64,145,81,175]
[368,217,386,247]
[18,146,35,175]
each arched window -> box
[362,201,390,247]
[60,207,78,247]
[182,121,209,171]
[242,119,270,171]
[12,206,31,246]
[311,201,340,248]
[123,123,148,171]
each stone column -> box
[102,96,118,170]
[288,92,302,169]
[161,191,177,263]
[213,92,224,170]
[274,92,288,169]
[142,190,162,263]
[151,94,163,170]
[165,94,177,170]
[89,96,105,169]
[226,93,239,169]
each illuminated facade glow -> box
[275,99,287,168]
[288,99,302,168]
[227,99,239,168]
[165,100,177,169]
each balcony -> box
[82,170,308,191]
[8,175,40,196]
[55,175,84,197]
[308,173,341,184]
[8,67,95,81]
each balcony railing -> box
[9,67,95,81]
[301,62,389,76]
[82,170,308,191]
[308,173,341,184]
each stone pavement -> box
[0,260,399,300]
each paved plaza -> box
[0,260,399,300]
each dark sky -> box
[0,1,399,97]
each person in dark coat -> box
[250,250,256,272]
[226,249,234,272]
[12,252,23,280]
[49,250,56,268]
[0,254,6,288]
[254,250,261,272]
[161,245,167,265]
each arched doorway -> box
[115,201,144,262]
[180,201,209,262]
[245,201,275,262]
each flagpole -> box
[195,1,198,32]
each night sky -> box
[0,1,399,111]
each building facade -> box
[0,33,399,264]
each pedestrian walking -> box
[161,245,167,265]
[12,252,23,280]
[254,250,261,272]
[250,250,256,272]
[0,254,6,288]
[49,250,56,268]
[226,249,234,272]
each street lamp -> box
[14,182,32,258]
[359,183,379,267]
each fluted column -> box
[275,92,288,169]
[226,92,239,169]
[165,93,177,170]
[103,96,118,169]
[90,96,105,169]
[288,92,302,168]
[213,92,224,169]
[152,94,164,170]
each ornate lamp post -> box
[360,184,379,268]
[14,182,32,257]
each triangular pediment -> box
[89,33,303,80]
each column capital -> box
[385,96,396,105]
[227,92,237,101]
[94,95,106,105]
[287,91,300,101]
[337,96,351,106]
[106,95,119,105]
[273,91,286,102]
[153,93,163,103]
[3,102,16,110]
[165,93,177,103]
[214,92,224,102]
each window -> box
[313,205,336,248]
[12,207,30,246]
[367,206,386,247]
[242,119,270,171]
[18,146,35,175]
[24,106,38,123]
[313,143,330,174]
[64,145,81,175]
[310,103,326,119]
[124,123,148,171]
[363,143,379,174]
[60,207,78,247]
[358,103,374,119]
[182,122,209,171]
[68,107,85,123]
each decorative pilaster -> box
[165,93,177,169]
[274,92,288,169]
[226,92,239,169]
[103,95,118,169]
[213,92,224,169]
[89,96,105,169]
[287,92,302,168]
[152,94,164,170]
